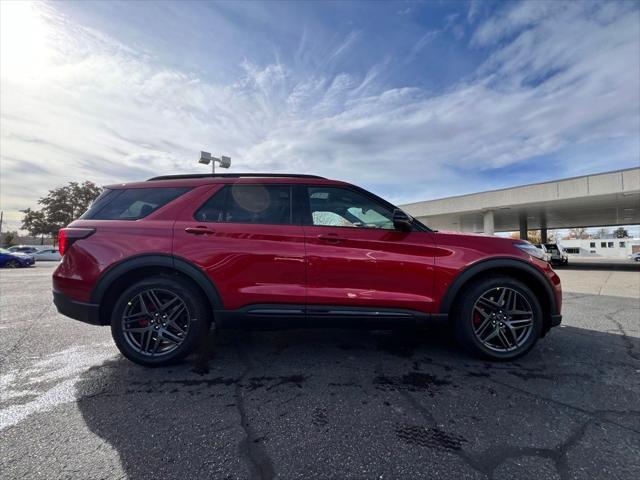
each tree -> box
[2,231,17,247]
[527,231,542,244]
[595,228,610,239]
[564,228,590,240]
[614,227,629,238]
[21,181,101,243]
[20,208,52,244]
[510,230,554,243]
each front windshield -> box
[0,248,9,254]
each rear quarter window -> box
[194,185,292,225]
[82,187,190,220]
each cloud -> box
[471,1,562,47]
[405,31,439,64]
[0,1,638,230]
[327,30,360,63]
[467,0,481,24]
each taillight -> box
[58,228,95,256]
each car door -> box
[173,183,306,312]
[301,184,439,317]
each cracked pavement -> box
[1,263,639,479]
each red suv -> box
[53,173,562,366]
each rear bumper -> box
[53,290,102,325]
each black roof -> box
[147,173,325,181]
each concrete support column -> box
[519,213,528,241]
[483,210,495,236]
[540,215,548,243]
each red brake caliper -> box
[139,297,153,327]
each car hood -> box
[433,230,529,256]
[435,230,522,244]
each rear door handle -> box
[185,226,215,235]
[317,234,345,243]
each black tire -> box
[5,259,20,268]
[452,275,543,361]
[110,275,210,367]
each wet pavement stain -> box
[245,374,307,391]
[125,376,239,394]
[375,333,424,358]
[312,407,329,427]
[507,371,555,381]
[373,372,451,394]
[394,424,467,451]
[150,377,238,387]
[328,381,362,388]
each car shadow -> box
[75,322,640,479]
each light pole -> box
[199,151,231,174]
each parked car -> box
[8,245,40,255]
[0,248,35,268]
[53,173,562,366]
[630,252,640,262]
[33,248,62,262]
[544,243,568,266]
[533,244,551,263]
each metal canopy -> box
[401,168,640,233]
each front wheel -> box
[453,276,543,361]
[110,275,210,367]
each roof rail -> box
[147,173,326,181]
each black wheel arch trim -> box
[90,253,223,311]
[439,257,559,316]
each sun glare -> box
[0,1,52,81]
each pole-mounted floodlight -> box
[199,151,231,173]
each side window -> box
[194,187,227,222]
[307,187,395,229]
[85,187,190,220]
[195,185,292,225]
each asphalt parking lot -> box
[1,262,639,479]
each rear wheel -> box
[110,276,210,367]
[5,259,20,268]
[453,275,543,361]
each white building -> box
[559,238,640,257]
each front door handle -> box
[185,226,215,235]
[317,234,345,244]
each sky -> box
[0,0,639,233]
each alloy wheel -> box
[471,287,534,353]
[121,288,191,357]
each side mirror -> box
[393,209,413,231]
